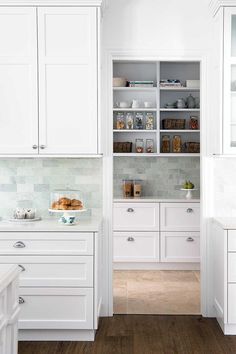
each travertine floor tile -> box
[113,270,200,315]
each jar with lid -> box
[145,112,154,130]
[146,139,154,153]
[135,112,144,129]
[116,112,125,129]
[126,112,134,129]
[122,179,133,198]
[50,189,84,211]
[135,139,144,153]
[172,135,182,153]
[133,179,142,198]
[161,135,170,153]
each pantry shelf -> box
[160,87,200,91]
[113,87,157,92]
[160,108,200,112]
[113,108,157,111]
[113,130,157,133]
[160,130,200,133]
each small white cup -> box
[144,101,154,108]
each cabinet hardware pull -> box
[18,265,25,272]
[127,208,134,213]
[32,145,38,149]
[186,237,194,242]
[40,145,46,149]
[186,208,193,213]
[127,237,135,242]
[13,241,26,248]
[19,297,25,305]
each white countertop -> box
[113,197,200,203]
[0,264,20,293]
[0,215,102,232]
[213,217,236,230]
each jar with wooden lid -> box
[133,179,142,197]
[172,135,182,153]
[122,179,133,198]
[161,135,170,153]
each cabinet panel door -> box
[38,7,98,154]
[0,8,38,154]
[160,203,200,231]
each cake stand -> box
[48,208,87,225]
[180,188,198,200]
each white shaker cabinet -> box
[38,7,98,154]
[0,6,99,156]
[0,8,38,155]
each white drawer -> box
[0,256,93,287]
[160,232,200,262]
[113,203,159,231]
[0,232,93,255]
[113,232,159,262]
[228,231,236,252]
[228,253,236,282]
[160,203,200,231]
[18,287,93,330]
[228,284,236,323]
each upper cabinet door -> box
[0,8,38,154]
[223,8,236,154]
[38,7,98,155]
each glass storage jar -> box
[146,139,154,153]
[133,179,142,197]
[50,190,84,211]
[135,112,144,129]
[122,180,133,198]
[116,112,125,130]
[161,135,170,153]
[126,112,134,129]
[135,139,144,153]
[145,112,155,130]
[172,135,182,153]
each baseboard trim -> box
[113,262,200,270]
[19,329,96,341]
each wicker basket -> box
[182,142,200,153]
[162,119,185,130]
[113,142,132,153]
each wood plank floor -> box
[18,315,236,354]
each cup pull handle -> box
[127,237,135,242]
[19,297,25,305]
[186,237,194,242]
[13,241,26,249]
[127,208,134,213]
[186,208,193,213]
[18,265,25,272]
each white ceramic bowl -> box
[113,77,127,87]
[118,101,131,108]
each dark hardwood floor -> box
[18,315,236,354]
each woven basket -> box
[113,142,132,153]
[182,142,200,153]
[162,119,185,130]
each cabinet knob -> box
[127,237,135,242]
[32,145,38,149]
[18,264,25,272]
[13,241,26,249]
[186,237,194,242]
[127,208,134,213]
[186,208,193,213]
[40,145,46,149]
[19,297,25,305]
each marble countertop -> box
[113,197,200,203]
[0,264,20,293]
[213,217,236,230]
[0,215,102,232]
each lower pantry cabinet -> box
[0,226,102,341]
[113,201,200,268]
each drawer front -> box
[160,232,200,262]
[0,232,93,255]
[0,256,93,287]
[228,284,236,323]
[228,230,236,251]
[113,203,159,231]
[18,288,93,330]
[114,232,159,262]
[160,203,200,231]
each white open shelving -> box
[112,61,200,157]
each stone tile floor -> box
[113,270,200,315]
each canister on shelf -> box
[146,139,154,153]
[116,112,125,130]
[145,112,154,130]
[135,112,144,129]
[133,179,142,197]
[135,139,144,153]
[161,135,170,153]
[122,179,133,198]
[172,135,182,153]
[126,112,134,129]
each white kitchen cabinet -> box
[113,202,159,231]
[0,8,38,155]
[160,232,200,262]
[160,203,200,231]
[0,221,102,341]
[38,7,98,154]
[114,232,159,262]
[0,6,99,156]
